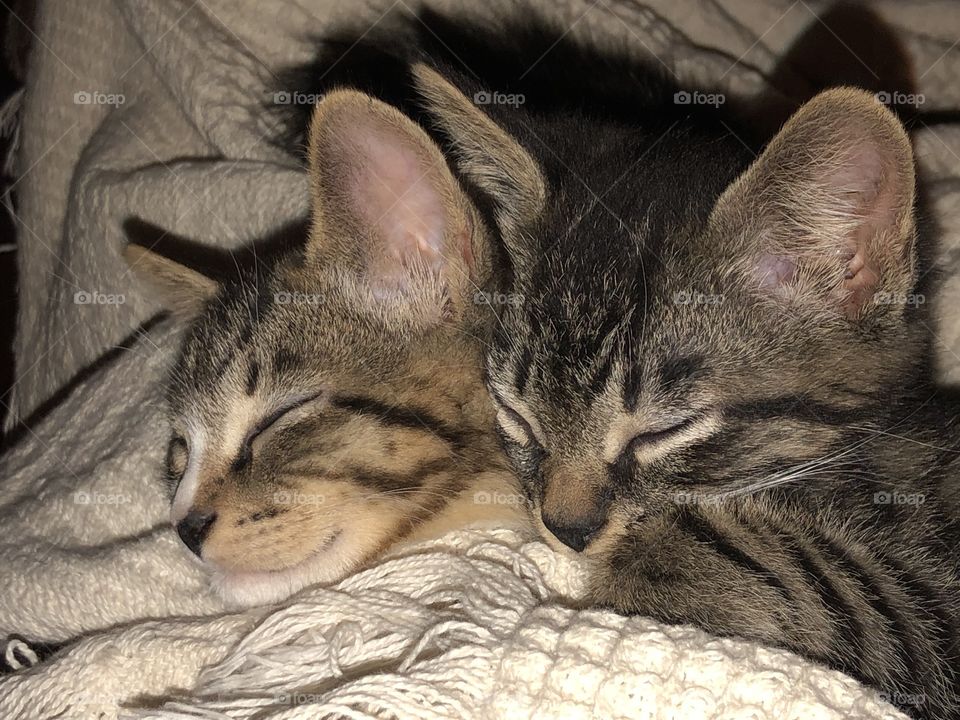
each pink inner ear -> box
[345,122,448,280]
[752,133,909,315]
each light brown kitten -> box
[125,89,529,606]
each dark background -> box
[0,0,34,429]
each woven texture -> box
[0,529,909,719]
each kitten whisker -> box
[846,424,960,453]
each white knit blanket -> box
[3,1,960,718]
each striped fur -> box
[411,56,960,720]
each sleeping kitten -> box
[124,88,527,607]
[410,61,960,720]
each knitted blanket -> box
[3,0,960,718]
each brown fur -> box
[126,89,529,607]
[416,72,960,719]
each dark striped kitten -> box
[411,64,960,720]
[124,89,525,606]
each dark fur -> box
[473,42,960,720]
[282,11,960,720]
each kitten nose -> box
[176,510,217,558]
[541,513,603,553]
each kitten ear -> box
[710,87,916,320]
[411,63,546,257]
[123,220,219,319]
[306,88,484,319]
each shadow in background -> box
[0,0,35,430]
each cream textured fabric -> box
[2,0,959,718]
[0,528,911,720]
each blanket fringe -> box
[2,637,39,672]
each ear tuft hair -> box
[122,219,220,320]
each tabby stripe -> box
[350,458,453,493]
[815,534,927,682]
[621,360,643,414]
[589,346,616,396]
[333,396,465,448]
[677,507,792,598]
[513,344,534,396]
[883,552,960,671]
[670,426,754,481]
[725,395,871,426]
[754,512,865,668]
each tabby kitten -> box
[411,65,960,719]
[125,88,526,607]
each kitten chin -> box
[209,529,369,608]
[209,476,530,608]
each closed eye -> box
[235,391,326,469]
[166,434,189,482]
[616,413,724,466]
[625,417,695,453]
